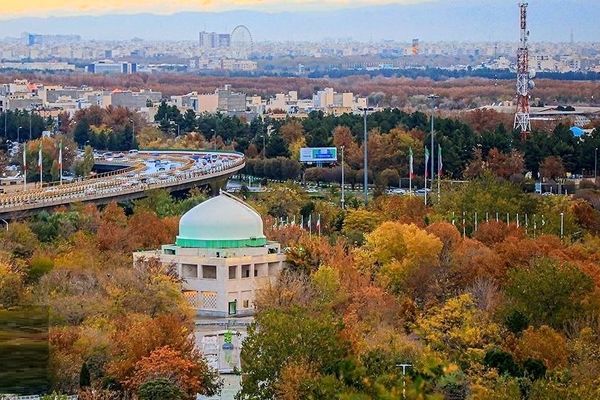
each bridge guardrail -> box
[0,154,245,214]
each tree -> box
[79,362,91,389]
[280,120,305,145]
[379,168,401,188]
[504,258,594,327]
[239,308,347,400]
[539,156,566,180]
[358,222,442,294]
[73,146,94,178]
[138,378,183,400]
[265,133,290,158]
[181,109,197,133]
[126,346,220,399]
[515,326,567,371]
[416,294,501,363]
[73,119,90,146]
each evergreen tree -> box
[79,362,91,389]
[73,119,90,146]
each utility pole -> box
[341,146,345,209]
[594,147,597,181]
[397,363,412,400]
[361,107,371,204]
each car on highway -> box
[387,188,407,195]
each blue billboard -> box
[300,147,338,163]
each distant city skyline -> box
[0,0,596,42]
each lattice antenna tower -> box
[514,2,534,136]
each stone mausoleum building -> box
[134,192,286,317]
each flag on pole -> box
[316,214,321,236]
[408,147,414,179]
[23,145,27,189]
[58,142,62,168]
[438,145,443,176]
[38,145,42,173]
[58,141,63,184]
[424,147,430,179]
[38,144,43,185]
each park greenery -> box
[0,172,599,398]
[0,94,599,398]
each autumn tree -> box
[127,346,220,399]
[539,156,566,180]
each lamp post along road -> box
[595,147,598,181]
[341,146,345,209]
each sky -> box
[0,0,430,18]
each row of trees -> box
[236,179,600,399]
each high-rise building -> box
[199,31,231,49]
[86,60,137,74]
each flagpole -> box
[424,147,429,205]
[341,146,345,209]
[409,147,413,196]
[59,141,63,185]
[23,145,27,191]
[38,144,42,187]
[437,145,442,201]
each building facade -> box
[134,192,285,317]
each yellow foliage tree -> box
[416,294,501,365]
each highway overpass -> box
[0,150,245,220]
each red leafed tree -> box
[126,346,218,399]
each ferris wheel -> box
[230,25,253,59]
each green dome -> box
[176,193,267,248]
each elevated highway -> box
[0,150,245,220]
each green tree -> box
[239,308,347,399]
[265,133,290,158]
[73,119,90,146]
[72,146,94,177]
[504,258,594,328]
[79,362,91,389]
[138,378,183,400]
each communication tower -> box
[514,2,534,136]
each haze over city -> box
[0,0,597,41]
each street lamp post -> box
[341,146,345,209]
[29,109,32,141]
[595,147,598,182]
[360,107,373,204]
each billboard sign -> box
[300,147,338,163]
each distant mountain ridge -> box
[0,0,597,42]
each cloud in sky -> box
[2,0,432,18]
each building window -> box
[202,265,217,280]
[164,248,176,255]
[241,265,251,278]
[181,264,198,279]
[229,265,237,280]
[243,299,250,308]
